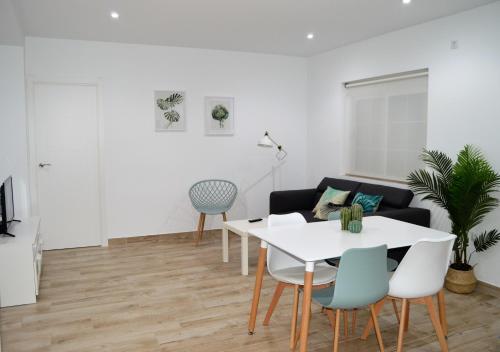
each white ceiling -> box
[10,0,498,56]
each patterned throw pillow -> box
[314,203,341,220]
[313,187,351,213]
[352,192,383,213]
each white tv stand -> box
[0,217,42,307]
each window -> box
[345,70,428,182]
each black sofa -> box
[269,177,431,262]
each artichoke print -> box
[211,104,229,128]
[157,92,184,128]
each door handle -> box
[38,163,52,168]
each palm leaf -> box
[408,145,500,265]
[473,230,500,252]
[421,149,454,183]
[407,169,449,210]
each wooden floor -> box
[1,231,499,352]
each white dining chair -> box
[264,213,338,349]
[361,235,456,352]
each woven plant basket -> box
[445,266,477,294]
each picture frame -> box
[205,96,234,136]
[155,90,186,131]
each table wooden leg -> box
[241,235,249,276]
[437,288,448,337]
[248,242,267,334]
[222,227,229,263]
[299,262,315,352]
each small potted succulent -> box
[408,146,500,293]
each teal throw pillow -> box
[352,192,383,213]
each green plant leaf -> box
[473,230,500,252]
[407,145,500,265]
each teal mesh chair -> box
[189,179,237,245]
[311,245,389,352]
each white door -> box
[33,83,101,249]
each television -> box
[0,176,17,237]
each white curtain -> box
[345,74,428,182]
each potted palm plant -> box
[408,145,500,293]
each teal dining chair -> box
[311,245,389,352]
[189,179,237,245]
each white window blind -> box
[345,71,428,182]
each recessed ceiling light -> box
[402,0,411,4]
[307,33,314,40]
[110,11,120,19]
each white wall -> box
[0,0,24,46]
[307,2,500,286]
[0,45,30,220]
[25,38,308,239]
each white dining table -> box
[247,216,452,352]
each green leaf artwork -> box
[156,92,184,128]
[211,104,229,128]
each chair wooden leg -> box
[392,299,401,324]
[404,300,410,332]
[352,309,357,335]
[343,310,349,337]
[290,285,300,350]
[263,282,286,325]
[333,309,341,352]
[222,212,227,222]
[361,298,386,340]
[424,296,449,352]
[326,309,336,333]
[194,213,203,241]
[370,304,385,352]
[397,299,408,352]
[195,213,205,245]
[437,289,448,337]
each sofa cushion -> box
[357,183,413,209]
[313,186,350,213]
[352,192,384,213]
[315,178,361,205]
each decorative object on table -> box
[312,186,350,213]
[205,96,234,135]
[340,207,352,231]
[257,131,287,160]
[189,179,237,245]
[155,90,186,131]
[408,145,500,294]
[348,219,363,233]
[352,192,383,213]
[351,203,363,222]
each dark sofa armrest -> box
[270,188,317,214]
[366,207,431,228]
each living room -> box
[0,0,499,351]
